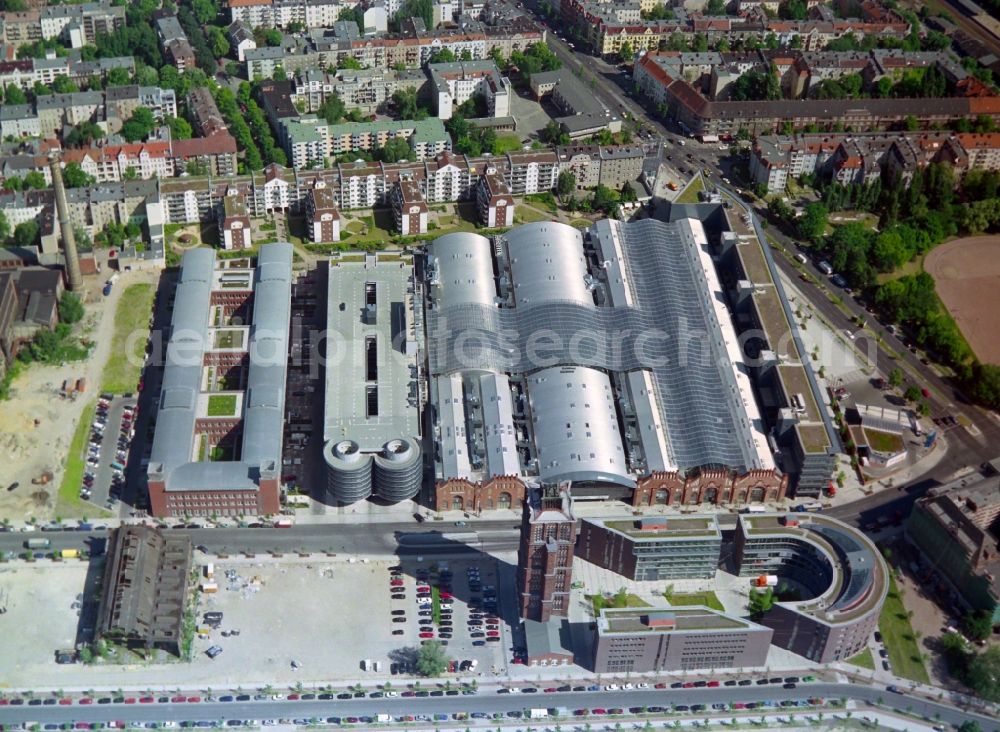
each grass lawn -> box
[864,428,905,454]
[665,590,725,612]
[213,329,243,349]
[345,220,366,234]
[846,648,875,670]
[207,394,238,417]
[101,283,155,394]
[675,176,705,204]
[515,205,550,224]
[56,400,110,518]
[589,592,650,615]
[492,133,523,155]
[879,574,930,684]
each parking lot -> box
[81,394,137,511]
[381,557,514,677]
[187,557,511,686]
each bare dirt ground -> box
[0,264,160,523]
[925,235,1000,365]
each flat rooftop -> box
[753,288,795,361]
[736,238,771,284]
[323,253,420,451]
[797,423,833,454]
[599,516,721,539]
[598,607,751,634]
[779,365,821,422]
[739,513,887,624]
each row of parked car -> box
[81,396,134,506]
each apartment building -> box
[304,182,341,243]
[290,67,426,116]
[2,2,125,48]
[243,19,544,78]
[282,117,450,169]
[751,131,1000,193]
[226,0,346,29]
[907,474,1000,623]
[476,171,514,227]
[155,15,196,72]
[218,192,252,250]
[389,179,428,236]
[428,60,511,120]
[633,52,1000,137]
[187,87,229,139]
[228,20,257,62]
[25,86,175,139]
[0,55,133,92]
[63,142,174,183]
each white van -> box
[795,253,808,264]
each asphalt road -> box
[0,520,523,557]
[0,683,995,729]
[749,206,1000,478]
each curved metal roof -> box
[526,365,633,488]
[150,243,292,491]
[426,218,767,471]
[243,242,292,469]
[506,222,593,307]
[149,247,215,477]
[428,232,497,309]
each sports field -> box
[925,235,1000,365]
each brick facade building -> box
[517,483,577,622]
[631,468,788,507]
[433,475,526,513]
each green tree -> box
[319,93,346,124]
[65,121,105,148]
[779,0,807,19]
[24,171,46,190]
[964,610,994,641]
[58,293,84,324]
[121,107,156,143]
[52,75,79,93]
[416,641,449,676]
[556,170,576,200]
[206,26,230,58]
[63,163,96,189]
[748,587,774,617]
[378,137,413,163]
[0,210,9,242]
[338,56,363,70]
[958,721,983,732]
[797,201,828,244]
[13,220,40,248]
[106,67,131,87]
[966,647,1000,701]
[591,184,619,215]
[3,84,27,105]
[392,88,426,119]
[428,47,457,64]
[705,0,726,13]
[888,368,904,388]
[191,0,218,24]
[166,115,192,140]
[618,41,633,63]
